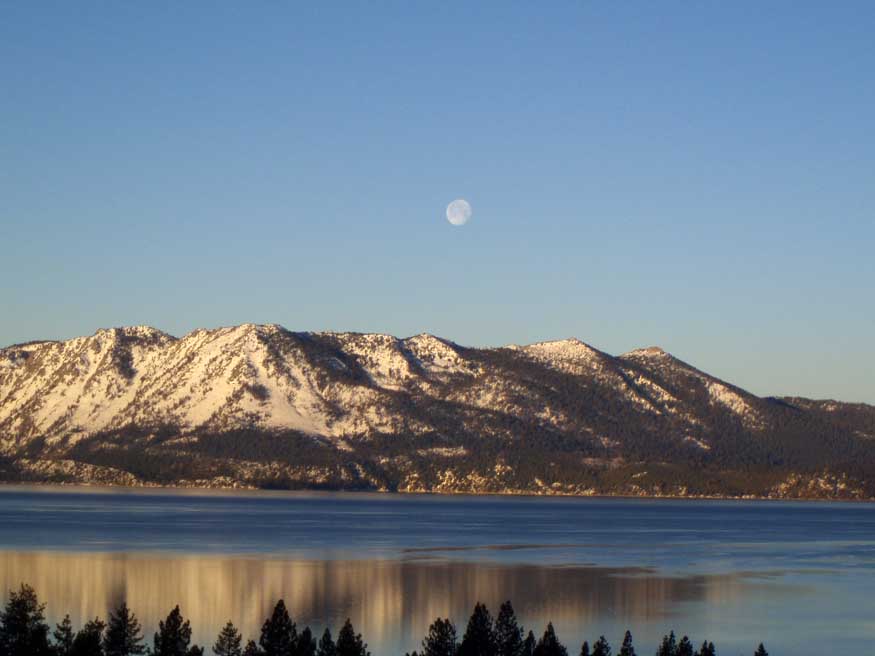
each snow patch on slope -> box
[522,338,605,374]
[331,333,415,389]
[403,334,472,376]
[707,381,762,429]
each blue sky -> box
[2,2,873,402]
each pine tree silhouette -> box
[0,586,779,656]
[523,631,536,656]
[0,583,51,656]
[259,601,298,656]
[242,640,261,656]
[335,619,369,656]
[693,642,714,656]
[495,601,523,656]
[317,628,336,656]
[421,618,457,656]
[655,632,677,656]
[54,615,75,656]
[152,606,194,656]
[212,621,242,656]
[676,636,693,656]
[618,631,634,656]
[296,627,316,656]
[591,636,610,656]
[70,617,106,656]
[533,623,567,656]
[459,603,496,656]
[104,602,145,656]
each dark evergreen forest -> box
[0,585,771,656]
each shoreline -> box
[1,480,871,504]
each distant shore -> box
[1,480,871,503]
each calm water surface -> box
[1,487,873,655]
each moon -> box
[446,199,472,226]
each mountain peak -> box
[519,338,610,376]
[225,322,284,335]
[1,323,874,498]
[92,325,175,341]
[528,337,587,347]
[622,346,669,359]
[523,337,603,358]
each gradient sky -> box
[2,2,874,403]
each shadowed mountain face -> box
[1,324,873,498]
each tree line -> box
[0,585,771,656]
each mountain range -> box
[1,324,873,499]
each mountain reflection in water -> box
[0,551,791,655]
[3,489,873,655]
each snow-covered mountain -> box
[1,324,873,498]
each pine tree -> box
[317,629,336,656]
[618,631,634,656]
[335,619,368,656]
[523,631,536,656]
[533,623,567,656]
[0,583,52,656]
[70,617,106,656]
[212,622,242,656]
[655,632,677,656]
[152,606,193,656]
[591,637,610,656]
[54,615,75,656]
[753,644,767,656]
[579,642,589,656]
[676,637,692,656]
[495,602,523,656]
[459,604,496,656]
[693,642,714,656]
[421,618,457,656]
[259,601,297,656]
[103,603,145,656]
[188,647,205,656]
[242,640,261,656]
[296,627,316,656]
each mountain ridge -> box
[1,324,873,499]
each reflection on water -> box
[0,551,796,655]
[2,488,875,655]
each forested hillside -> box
[1,324,873,499]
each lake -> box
[1,487,873,655]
